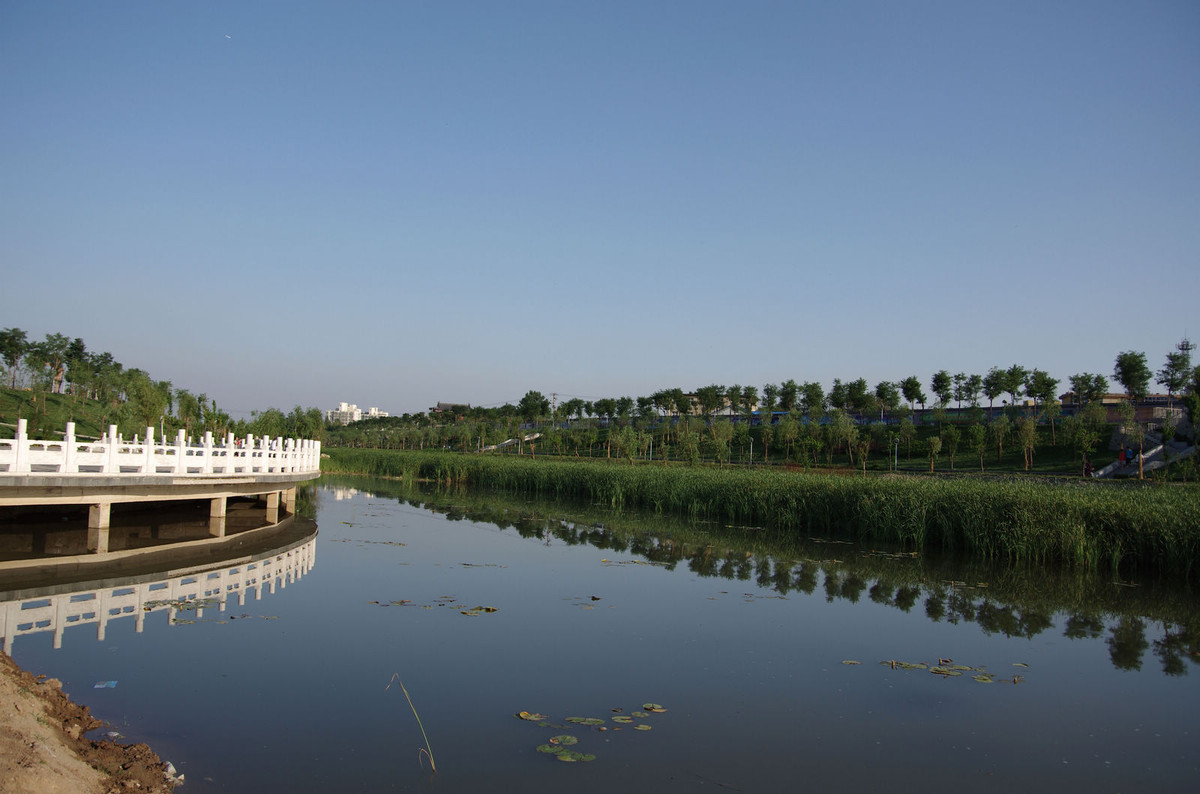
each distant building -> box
[326,402,389,425]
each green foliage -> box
[1114,351,1152,402]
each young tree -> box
[930,370,953,408]
[899,376,925,415]
[969,423,988,472]
[0,327,27,388]
[983,367,1006,414]
[898,417,916,460]
[1025,369,1060,410]
[740,385,757,424]
[964,373,983,408]
[927,436,942,472]
[1156,339,1194,399]
[800,381,825,417]
[761,383,780,422]
[777,413,799,461]
[991,415,1011,462]
[952,373,967,409]
[518,390,550,424]
[941,425,961,470]
[779,379,799,413]
[847,378,873,416]
[1004,364,1029,409]
[694,384,726,423]
[1015,416,1038,471]
[1113,351,1151,403]
[1069,373,1108,405]
[874,381,900,420]
[828,379,848,411]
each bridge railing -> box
[0,419,321,477]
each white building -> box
[326,402,389,425]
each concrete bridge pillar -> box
[210,496,227,538]
[88,503,111,554]
[265,491,280,524]
[284,487,296,514]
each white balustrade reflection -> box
[0,533,316,654]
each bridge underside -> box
[0,472,320,556]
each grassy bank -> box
[322,449,1200,580]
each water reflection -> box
[321,473,1200,677]
[0,522,317,655]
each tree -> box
[800,381,825,417]
[1015,416,1038,471]
[518,390,550,424]
[1003,365,1029,409]
[615,396,634,426]
[1184,366,1200,446]
[740,386,757,424]
[899,376,925,415]
[927,436,942,472]
[1113,351,1151,403]
[952,373,967,409]
[1069,373,1108,405]
[779,379,799,413]
[695,384,725,423]
[874,381,900,420]
[898,417,916,460]
[991,415,1011,462]
[0,327,27,388]
[983,367,1006,414]
[777,413,799,461]
[964,374,983,408]
[828,379,848,411]
[761,383,780,423]
[1025,369,1060,409]
[930,370,953,408]
[969,423,988,472]
[847,378,873,416]
[1156,339,1194,399]
[941,425,961,470]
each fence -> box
[0,419,321,477]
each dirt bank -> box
[0,651,177,793]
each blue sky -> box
[2,1,1197,417]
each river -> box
[3,474,1197,792]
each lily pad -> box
[631,711,649,718]
[565,717,606,726]
[550,735,579,746]
[929,667,963,676]
[973,674,996,683]
[536,744,564,754]
[611,715,633,724]
[842,660,861,665]
[516,711,548,721]
[556,751,596,762]
[633,724,652,731]
[642,703,668,713]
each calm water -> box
[4,474,1198,792]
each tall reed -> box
[324,449,1200,579]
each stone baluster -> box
[64,422,77,473]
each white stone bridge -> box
[0,419,322,555]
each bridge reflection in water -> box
[0,520,317,655]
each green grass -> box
[323,448,1200,580]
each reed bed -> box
[322,449,1200,579]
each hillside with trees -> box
[0,327,323,443]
